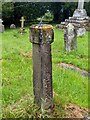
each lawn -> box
[1,27,88,118]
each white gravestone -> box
[64,23,77,52]
[77,28,86,37]
[0,19,4,33]
[10,24,16,29]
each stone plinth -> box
[64,8,89,28]
[60,12,90,30]
[30,24,54,110]
[64,23,77,52]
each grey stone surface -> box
[32,43,42,107]
[78,0,84,9]
[73,9,87,18]
[73,0,87,18]
[30,24,54,110]
[64,23,77,52]
[10,24,16,29]
[77,28,86,36]
[0,19,4,33]
[60,63,90,77]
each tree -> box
[2,2,14,26]
[85,2,90,16]
[14,2,49,26]
[1,2,90,26]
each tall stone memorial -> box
[0,19,4,33]
[60,0,90,34]
[30,24,54,110]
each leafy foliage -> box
[2,2,14,26]
[1,2,90,26]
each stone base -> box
[19,27,26,34]
[58,8,90,31]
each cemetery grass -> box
[1,27,88,118]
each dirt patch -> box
[65,103,88,118]
[53,91,89,118]
[3,94,33,113]
[59,63,90,77]
[20,50,32,58]
[2,93,89,118]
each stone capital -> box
[30,24,54,44]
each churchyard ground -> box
[1,27,89,118]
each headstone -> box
[77,28,86,36]
[10,24,16,29]
[64,23,77,52]
[0,19,4,33]
[20,16,25,34]
[30,24,54,110]
[20,16,25,29]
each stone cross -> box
[78,0,84,9]
[20,16,25,28]
[64,23,77,52]
[30,24,54,111]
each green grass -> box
[1,27,88,118]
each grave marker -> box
[64,23,77,52]
[30,24,54,110]
[20,16,25,29]
[10,24,16,29]
[20,16,25,34]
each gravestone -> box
[10,24,16,29]
[0,19,4,33]
[30,24,54,110]
[20,16,25,34]
[77,28,86,37]
[64,23,77,52]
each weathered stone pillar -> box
[64,23,77,52]
[30,24,54,110]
